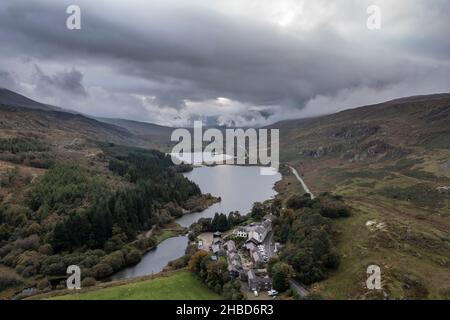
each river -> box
[111,164,281,280]
[110,235,189,281]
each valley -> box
[0,90,449,300]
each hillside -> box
[0,88,64,112]
[274,93,450,161]
[0,90,210,300]
[273,94,450,299]
[42,270,221,300]
[96,117,173,151]
[0,90,176,168]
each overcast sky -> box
[0,0,449,127]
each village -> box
[197,214,280,298]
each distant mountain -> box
[0,89,148,150]
[272,93,450,162]
[96,117,173,149]
[0,88,65,112]
[0,88,178,149]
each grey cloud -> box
[0,0,449,126]
[0,70,18,90]
[33,65,87,97]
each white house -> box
[235,227,248,238]
[247,220,272,244]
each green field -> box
[50,271,221,300]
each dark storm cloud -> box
[0,0,449,126]
[33,65,87,96]
[1,0,347,108]
[0,70,18,90]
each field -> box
[48,271,221,300]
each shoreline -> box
[28,164,283,299]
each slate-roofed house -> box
[247,270,272,292]
[225,240,236,253]
[226,241,243,278]
[210,231,224,254]
[257,276,272,291]
[251,250,264,268]
[239,269,248,281]
[244,238,258,252]
[211,243,225,255]
[247,219,272,243]
[211,243,220,253]
[247,270,257,291]
[228,257,241,270]
[228,256,242,277]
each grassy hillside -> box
[274,94,450,299]
[48,271,221,300]
[96,118,173,152]
[0,92,206,299]
[0,88,62,112]
[0,89,172,159]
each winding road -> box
[288,165,315,199]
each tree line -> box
[272,193,350,285]
[189,250,244,300]
[50,145,201,252]
[0,144,204,291]
[189,211,245,240]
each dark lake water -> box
[110,235,189,280]
[177,165,281,227]
[111,165,281,280]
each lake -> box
[111,164,281,280]
[177,165,281,227]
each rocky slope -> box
[272,94,450,299]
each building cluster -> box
[247,269,272,293]
[207,216,275,294]
[211,232,225,255]
[238,216,273,268]
[235,216,272,243]
[224,239,246,280]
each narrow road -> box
[288,165,315,199]
[289,279,309,298]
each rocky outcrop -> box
[436,186,450,194]
[329,123,380,141]
[440,160,450,171]
[299,144,344,158]
[299,139,406,162]
[344,140,407,162]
